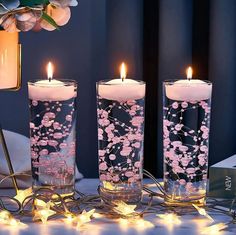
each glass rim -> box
[163,79,212,86]
[28,79,77,87]
[97,79,145,85]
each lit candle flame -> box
[47,61,54,81]
[120,62,127,82]
[186,66,193,80]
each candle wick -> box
[122,77,124,82]
[49,77,52,82]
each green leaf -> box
[20,0,49,7]
[41,12,59,30]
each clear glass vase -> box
[96,79,146,204]
[28,79,77,196]
[163,79,212,205]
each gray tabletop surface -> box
[0,179,235,235]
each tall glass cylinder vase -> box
[97,79,146,204]
[28,80,77,196]
[163,80,212,205]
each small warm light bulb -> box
[14,187,32,204]
[186,66,193,80]
[47,61,54,81]
[192,204,214,222]
[76,209,95,229]
[200,223,228,234]
[114,201,137,216]
[120,62,127,81]
[157,213,181,225]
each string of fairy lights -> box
[0,170,235,233]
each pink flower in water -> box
[41,119,52,127]
[163,119,172,127]
[39,140,48,146]
[99,150,106,157]
[98,128,103,140]
[134,161,141,168]
[100,174,107,181]
[112,136,121,144]
[108,133,114,140]
[163,138,170,147]
[112,175,120,182]
[198,157,206,166]
[200,145,208,152]
[98,118,110,127]
[66,115,72,122]
[181,157,190,167]
[172,166,184,174]
[123,139,130,147]
[53,122,60,129]
[202,133,209,140]
[45,112,55,119]
[200,125,209,132]
[109,154,116,160]
[53,132,63,139]
[127,134,135,141]
[30,138,37,146]
[181,101,188,108]
[172,160,179,167]
[132,142,140,148]
[101,110,108,119]
[186,168,196,174]
[32,100,38,106]
[130,116,144,127]
[31,151,38,159]
[175,124,183,131]
[125,171,134,177]
[99,162,108,171]
[129,110,136,116]
[120,146,132,156]
[172,102,179,109]
[179,145,188,152]
[48,140,58,147]
[172,141,182,147]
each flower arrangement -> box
[0,0,78,32]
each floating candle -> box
[97,62,145,101]
[28,62,76,101]
[165,67,212,101]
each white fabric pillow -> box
[0,130,83,188]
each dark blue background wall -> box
[0,0,143,177]
[0,0,235,178]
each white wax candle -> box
[165,79,212,101]
[98,79,146,101]
[28,79,76,101]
